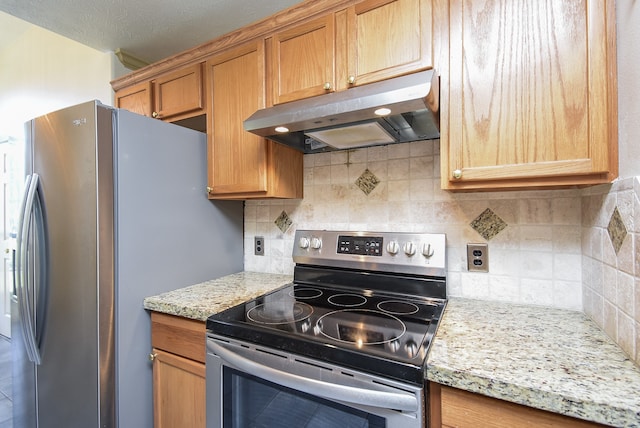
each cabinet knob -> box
[206,186,213,193]
[347,75,356,85]
[152,111,159,118]
[148,352,157,362]
[323,82,332,91]
[452,169,462,179]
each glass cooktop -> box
[207,282,446,385]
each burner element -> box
[316,309,406,346]
[247,302,313,325]
[377,300,420,315]
[290,287,323,299]
[327,293,367,307]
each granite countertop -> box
[144,273,640,426]
[427,298,640,427]
[143,271,292,321]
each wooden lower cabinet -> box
[150,312,206,428]
[429,383,605,428]
[152,349,205,428]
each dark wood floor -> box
[0,335,12,428]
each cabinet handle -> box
[148,352,157,362]
[152,111,159,118]
[323,82,332,91]
[452,169,462,179]
[348,75,356,85]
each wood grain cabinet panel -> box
[271,15,336,104]
[115,81,153,117]
[150,312,206,428]
[341,0,433,89]
[115,63,205,123]
[429,383,606,428]
[206,41,303,199]
[152,63,205,121]
[152,348,205,428]
[270,0,434,104]
[439,0,617,190]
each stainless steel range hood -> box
[243,69,440,153]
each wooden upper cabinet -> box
[270,0,434,104]
[340,0,433,89]
[439,0,618,191]
[207,41,303,199]
[115,81,152,117]
[152,63,205,121]
[115,63,205,122]
[271,15,336,105]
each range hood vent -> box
[243,69,440,153]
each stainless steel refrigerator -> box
[11,100,244,427]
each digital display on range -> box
[337,235,383,256]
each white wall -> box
[616,0,640,179]
[0,11,113,137]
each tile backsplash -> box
[244,140,639,365]
[245,140,582,307]
[582,177,639,365]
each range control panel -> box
[293,230,447,277]
[337,235,383,256]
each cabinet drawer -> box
[150,312,206,363]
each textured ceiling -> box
[0,0,302,64]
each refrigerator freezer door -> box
[23,101,106,428]
[12,100,244,428]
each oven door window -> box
[223,367,386,428]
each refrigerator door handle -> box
[16,173,42,365]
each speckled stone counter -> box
[143,271,292,321]
[427,298,640,427]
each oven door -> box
[206,335,424,428]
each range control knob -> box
[299,237,310,249]
[403,242,416,256]
[311,237,322,250]
[422,243,435,258]
[386,240,399,255]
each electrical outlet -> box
[467,243,488,272]
[254,236,265,256]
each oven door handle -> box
[208,340,419,412]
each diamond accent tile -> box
[355,168,380,195]
[274,210,292,233]
[607,207,627,254]
[470,208,507,240]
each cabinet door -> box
[430,383,605,428]
[341,0,433,89]
[271,15,336,104]
[152,63,205,121]
[115,81,152,117]
[152,348,205,428]
[440,0,617,190]
[207,42,269,195]
[207,41,303,199]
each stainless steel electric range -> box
[206,230,447,428]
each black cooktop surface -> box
[207,282,446,385]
